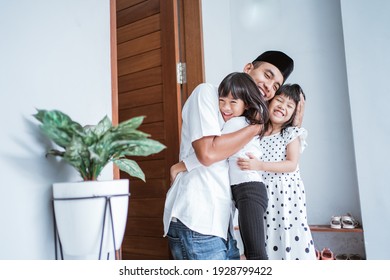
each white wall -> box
[202,0,390,259]
[340,0,390,260]
[202,0,233,86]
[202,0,360,224]
[0,0,112,259]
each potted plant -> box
[33,109,165,259]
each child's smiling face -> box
[219,92,246,122]
[268,93,296,126]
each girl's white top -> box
[222,116,263,186]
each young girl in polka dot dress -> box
[237,84,316,260]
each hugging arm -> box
[237,137,300,173]
[170,118,260,183]
[170,124,261,183]
[192,124,261,166]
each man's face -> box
[244,62,284,101]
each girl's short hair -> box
[218,72,269,137]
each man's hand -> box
[293,92,305,127]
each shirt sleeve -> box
[180,83,222,170]
[285,127,308,153]
[182,83,222,143]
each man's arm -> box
[192,124,261,166]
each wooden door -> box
[114,0,204,259]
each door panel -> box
[117,0,160,28]
[122,236,169,260]
[118,49,161,76]
[117,14,160,44]
[119,85,163,110]
[118,67,162,92]
[117,31,160,59]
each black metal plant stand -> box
[53,193,130,260]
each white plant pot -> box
[52,179,129,259]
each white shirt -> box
[183,117,263,185]
[222,117,263,186]
[163,83,234,240]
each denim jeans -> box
[167,219,240,260]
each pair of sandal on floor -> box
[330,213,360,229]
[316,248,363,260]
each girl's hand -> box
[237,153,262,171]
[170,161,186,185]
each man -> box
[163,51,295,260]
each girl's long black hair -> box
[218,72,269,138]
[265,83,306,136]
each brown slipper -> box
[320,248,334,260]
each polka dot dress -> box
[260,127,316,260]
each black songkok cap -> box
[253,51,294,82]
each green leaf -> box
[40,125,72,147]
[34,109,83,148]
[91,116,112,138]
[117,116,145,131]
[63,136,90,169]
[114,158,145,181]
[113,139,166,157]
[33,109,46,122]
[113,129,150,140]
[81,127,98,146]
